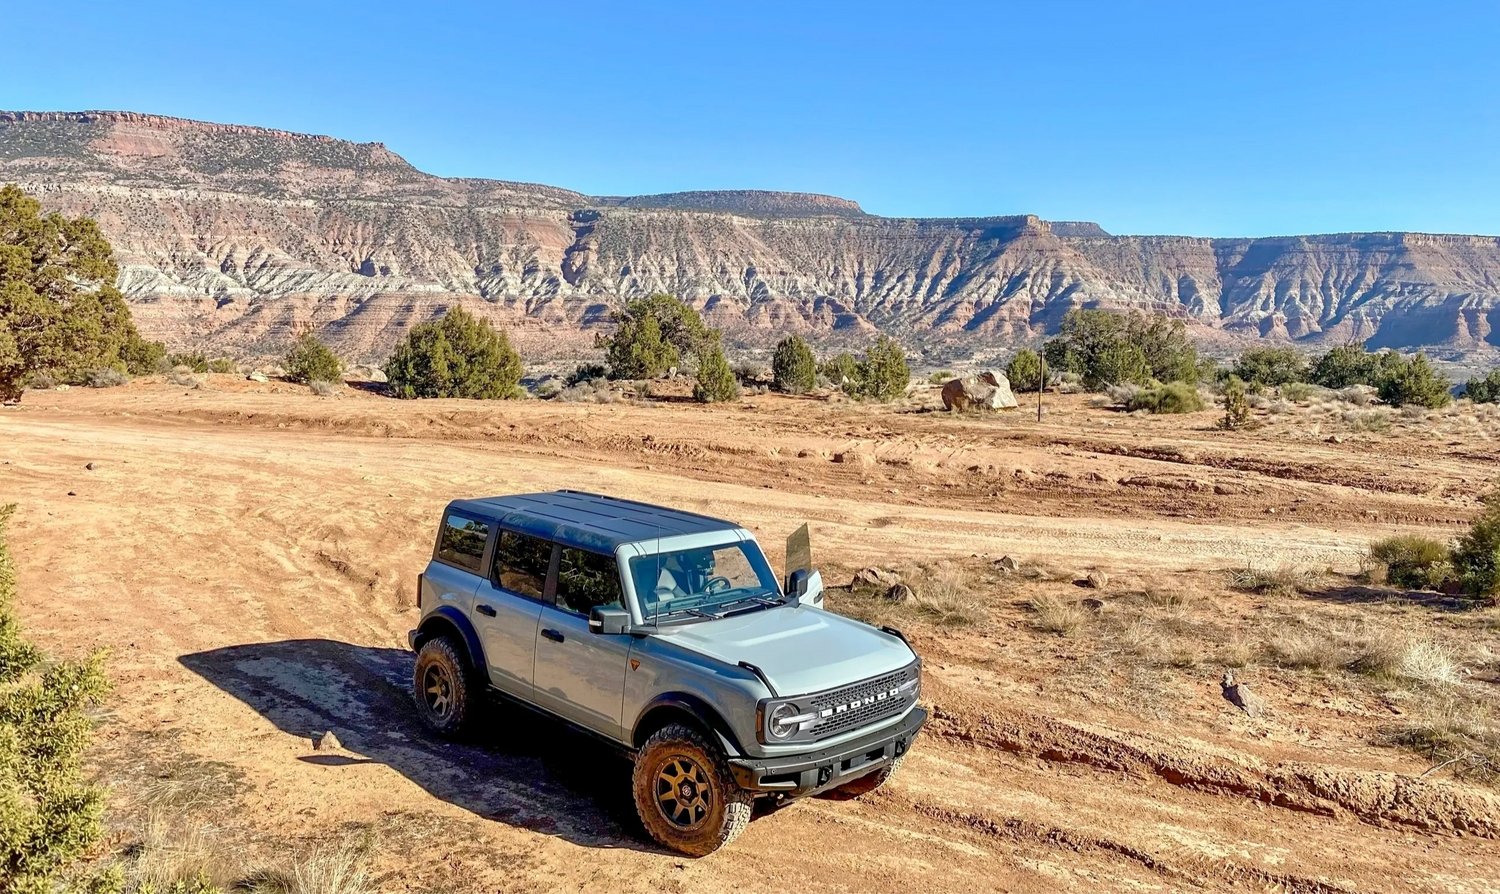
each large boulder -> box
[941,370,1019,412]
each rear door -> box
[473,529,551,701]
[531,546,632,739]
[424,511,491,616]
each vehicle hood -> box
[657,606,916,696]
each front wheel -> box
[632,723,753,856]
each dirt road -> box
[2,383,1496,893]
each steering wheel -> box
[703,576,733,594]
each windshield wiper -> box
[655,605,716,621]
[713,594,784,616]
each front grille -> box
[805,662,918,739]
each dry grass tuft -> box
[1230,565,1314,598]
[248,839,375,894]
[903,562,987,626]
[1027,593,1088,636]
[128,811,240,892]
[1378,697,1499,783]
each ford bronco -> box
[408,490,925,855]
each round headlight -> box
[767,702,802,740]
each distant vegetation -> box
[693,344,740,403]
[771,335,816,394]
[0,184,163,402]
[385,306,523,399]
[1367,499,1500,599]
[1005,348,1043,392]
[1043,309,1201,391]
[599,294,718,381]
[283,331,343,386]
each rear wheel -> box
[632,723,752,856]
[821,752,906,801]
[412,637,478,737]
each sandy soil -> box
[2,379,1498,893]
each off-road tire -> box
[632,722,753,856]
[820,752,906,801]
[412,637,479,737]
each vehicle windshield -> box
[630,541,782,622]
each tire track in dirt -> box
[898,796,1356,894]
[926,705,1500,840]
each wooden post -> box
[1037,353,1046,422]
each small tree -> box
[1309,343,1376,388]
[0,505,111,894]
[1232,346,1307,387]
[1452,497,1500,598]
[856,335,910,401]
[1219,376,1251,429]
[820,352,860,389]
[0,185,151,402]
[1006,348,1043,392]
[692,345,740,403]
[1376,353,1451,408]
[283,331,344,385]
[385,306,524,399]
[1090,342,1150,390]
[771,335,816,394]
[1465,370,1500,403]
[599,294,717,380]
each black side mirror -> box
[787,569,811,598]
[589,605,631,635]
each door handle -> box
[541,628,565,643]
[475,604,497,617]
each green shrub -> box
[1233,347,1307,387]
[283,332,344,385]
[0,505,111,894]
[1125,381,1204,414]
[819,352,860,389]
[1309,343,1377,388]
[598,294,716,380]
[771,335,816,394]
[1219,376,1251,429]
[1464,370,1500,403]
[85,368,129,388]
[206,358,237,374]
[853,335,910,401]
[1376,352,1452,408]
[385,306,523,399]
[1280,381,1318,402]
[1005,348,1043,392]
[692,345,740,403]
[166,352,210,374]
[1042,309,1199,391]
[1369,534,1452,590]
[566,363,606,386]
[1451,498,1500,598]
[120,333,167,376]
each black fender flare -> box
[413,606,488,674]
[633,692,747,757]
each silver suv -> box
[408,490,925,855]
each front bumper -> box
[728,705,927,797]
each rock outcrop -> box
[4,110,1500,360]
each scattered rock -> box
[66,490,77,496]
[312,730,343,751]
[246,372,270,383]
[1081,597,1105,614]
[994,555,1020,573]
[884,583,915,604]
[1220,670,1264,718]
[1081,571,1109,589]
[55,384,70,391]
[852,567,895,588]
[941,370,1019,412]
[1213,483,1244,496]
[85,462,96,471]
[1326,434,1345,444]
[832,451,874,466]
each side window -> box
[556,548,623,615]
[492,530,552,599]
[437,514,490,572]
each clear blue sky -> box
[3,0,1497,236]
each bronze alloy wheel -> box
[421,661,456,721]
[411,637,476,736]
[654,754,714,830]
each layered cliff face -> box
[4,110,1499,361]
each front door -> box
[473,529,551,700]
[532,546,632,739]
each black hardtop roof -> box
[447,490,740,553]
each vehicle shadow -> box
[1300,584,1493,613]
[179,639,661,852]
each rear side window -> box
[556,548,623,615]
[493,530,552,599]
[437,514,490,572]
